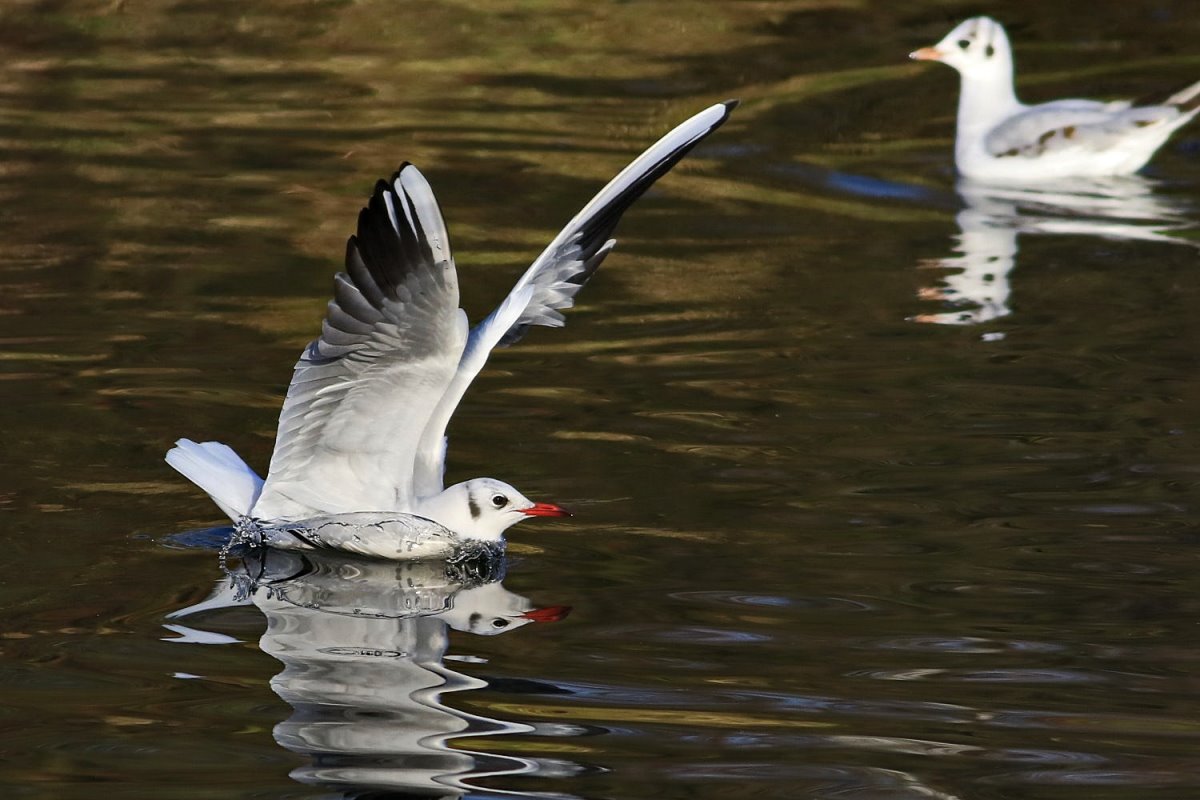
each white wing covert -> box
[410,101,738,497]
[253,165,467,520]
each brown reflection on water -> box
[3,0,1200,799]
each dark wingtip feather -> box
[571,103,731,250]
[496,103,734,349]
[342,165,445,305]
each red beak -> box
[520,605,572,623]
[520,502,571,518]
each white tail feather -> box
[166,438,264,520]
[1165,79,1200,109]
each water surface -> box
[3,1,1200,798]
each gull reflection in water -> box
[914,176,1196,327]
[167,548,579,798]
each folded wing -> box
[253,165,467,519]
[986,101,1190,160]
[411,101,738,498]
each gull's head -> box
[910,16,1012,79]
[417,478,570,541]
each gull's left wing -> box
[411,101,738,497]
[253,166,468,520]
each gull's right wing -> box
[411,101,738,497]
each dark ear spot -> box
[985,44,995,57]
[468,496,481,519]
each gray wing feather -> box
[411,285,533,499]
[253,165,466,520]
[986,102,1185,159]
[410,101,738,496]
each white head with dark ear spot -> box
[911,16,1013,80]
[413,477,570,541]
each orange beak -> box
[520,502,571,518]
[909,46,943,61]
[520,605,572,623]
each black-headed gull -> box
[911,17,1200,182]
[166,101,736,558]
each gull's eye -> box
[491,494,508,508]
[957,39,970,49]
[492,619,509,629]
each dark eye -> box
[492,619,509,629]
[491,494,508,508]
[957,39,970,49]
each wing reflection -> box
[914,177,1196,327]
[169,549,580,798]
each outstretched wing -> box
[410,101,738,497]
[985,101,1187,160]
[503,100,738,347]
[253,165,467,520]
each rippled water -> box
[3,1,1200,798]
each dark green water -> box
[2,1,1200,798]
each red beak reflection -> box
[520,605,573,623]
[520,502,571,517]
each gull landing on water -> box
[166,101,737,559]
[911,17,1200,183]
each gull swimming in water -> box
[166,101,736,558]
[910,17,1200,182]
